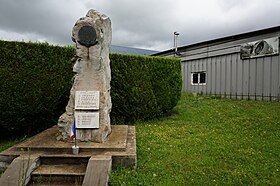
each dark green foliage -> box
[0,40,182,138]
[110,54,182,123]
[0,41,75,138]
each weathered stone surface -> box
[0,155,40,186]
[57,9,112,143]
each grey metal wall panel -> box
[180,47,239,61]
[231,54,238,98]
[256,57,264,100]
[185,62,189,92]
[208,47,240,58]
[243,59,249,100]
[181,53,279,100]
[187,62,192,91]
[225,55,232,98]
[220,56,227,96]
[211,57,215,95]
[235,54,242,99]
[192,60,198,93]
[271,56,279,99]
[172,29,280,101]
[211,57,218,95]
[216,56,221,95]
[263,57,271,100]
[206,57,211,94]
[197,59,202,93]
[278,55,280,100]
[181,63,186,91]
[189,61,194,92]
[194,60,199,93]
[202,58,207,93]
[206,32,279,52]
[249,58,257,100]
[177,33,280,62]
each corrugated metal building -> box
[154,26,280,101]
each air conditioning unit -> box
[253,40,273,55]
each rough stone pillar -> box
[57,9,112,143]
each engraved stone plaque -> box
[75,91,99,110]
[75,111,99,128]
[78,25,97,47]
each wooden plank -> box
[0,155,40,186]
[82,156,112,186]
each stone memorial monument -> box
[0,10,136,186]
[57,9,112,143]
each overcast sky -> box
[0,0,279,51]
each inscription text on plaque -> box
[75,111,99,128]
[75,91,99,110]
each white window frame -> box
[191,72,206,85]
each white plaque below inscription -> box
[75,91,99,110]
[75,111,99,129]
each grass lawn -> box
[109,93,280,185]
[1,93,279,184]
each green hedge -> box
[110,54,182,123]
[0,41,74,138]
[0,40,181,138]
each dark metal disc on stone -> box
[78,26,97,47]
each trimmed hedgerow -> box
[110,53,182,123]
[0,40,182,138]
[0,41,75,138]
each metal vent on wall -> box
[240,37,279,59]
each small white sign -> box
[75,111,99,129]
[75,91,99,110]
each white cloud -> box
[0,0,279,51]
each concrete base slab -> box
[83,156,112,186]
[0,125,136,171]
[0,155,40,186]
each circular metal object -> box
[78,26,97,47]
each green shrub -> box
[0,41,75,138]
[0,40,182,137]
[110,54,182,123]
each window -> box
[191,72,206,85]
